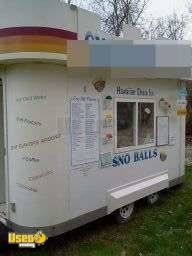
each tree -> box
[90,0,149,36]
[63,0,187,40]
[141,13,186,40]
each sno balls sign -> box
[112,148,158,167]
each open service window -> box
[115,98,156,152]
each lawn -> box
[3,166,192,256]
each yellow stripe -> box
[0,42,67,54]
[0,35,68,45]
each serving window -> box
[116,99,156,152]
[138,102,154,145]
[117,102,136,148]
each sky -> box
[79,0,188,17]
[146,0,187,17]
[146,0,192,39]
[77,0,191,39]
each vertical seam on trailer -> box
[178,79,184,177]
[66,70,71,220]
[2,65,10,219]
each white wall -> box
[0,0,102,39]
[3,63,184,226]
[68,76,183,218]
[5,64,70,226]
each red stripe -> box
[0,27,77,40]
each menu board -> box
[71,96,99,165]
[156,116,169,146]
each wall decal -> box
[17,117,42,127]
[112,148,158,167]
[22,157,40,163]
[160,152,167,162]
[100,153,112,168]
[93,80,106,92]
[16,95,46,103]
[11,140,39,150]
[28,170,54,181]
[41,134,61,144]
[117,87,154,96]
[11,133,62,150]
[16,183,38,193]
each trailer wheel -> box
[146,193,159,205]
[114,203,134,224]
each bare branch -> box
[89,0,149,36]
[141,13,186,40]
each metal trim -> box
[7,207,107,238]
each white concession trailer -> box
[0,0,191,238]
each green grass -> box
[4,167,192,256]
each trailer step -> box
[108,172,169,214]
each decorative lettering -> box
[11,134,62,151]
[16,95,46,103]
[113,149,158,167]
[28,170,54,181]
[17,117,42,127]
[16,183,38,193]
[22,157,40,163]
[117,86,154,97]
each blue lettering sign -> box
[112,154,131,167]
[113,149,158,167]
[134,152,140,162]
[85,31,106,41]
[85,31,94,41]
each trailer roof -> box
[67,40,191,79]
[0,0,190,79]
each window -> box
[117,102,136,148]
[138,103,154,145]
[116,99,155,150]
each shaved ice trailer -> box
[0,0,191,238]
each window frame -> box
[115,98,156,153]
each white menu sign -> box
[71,96,99,165]
[157,116,169,146]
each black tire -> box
[114,203,135,224]
[146,193,160,205]
[0,222,9,244]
